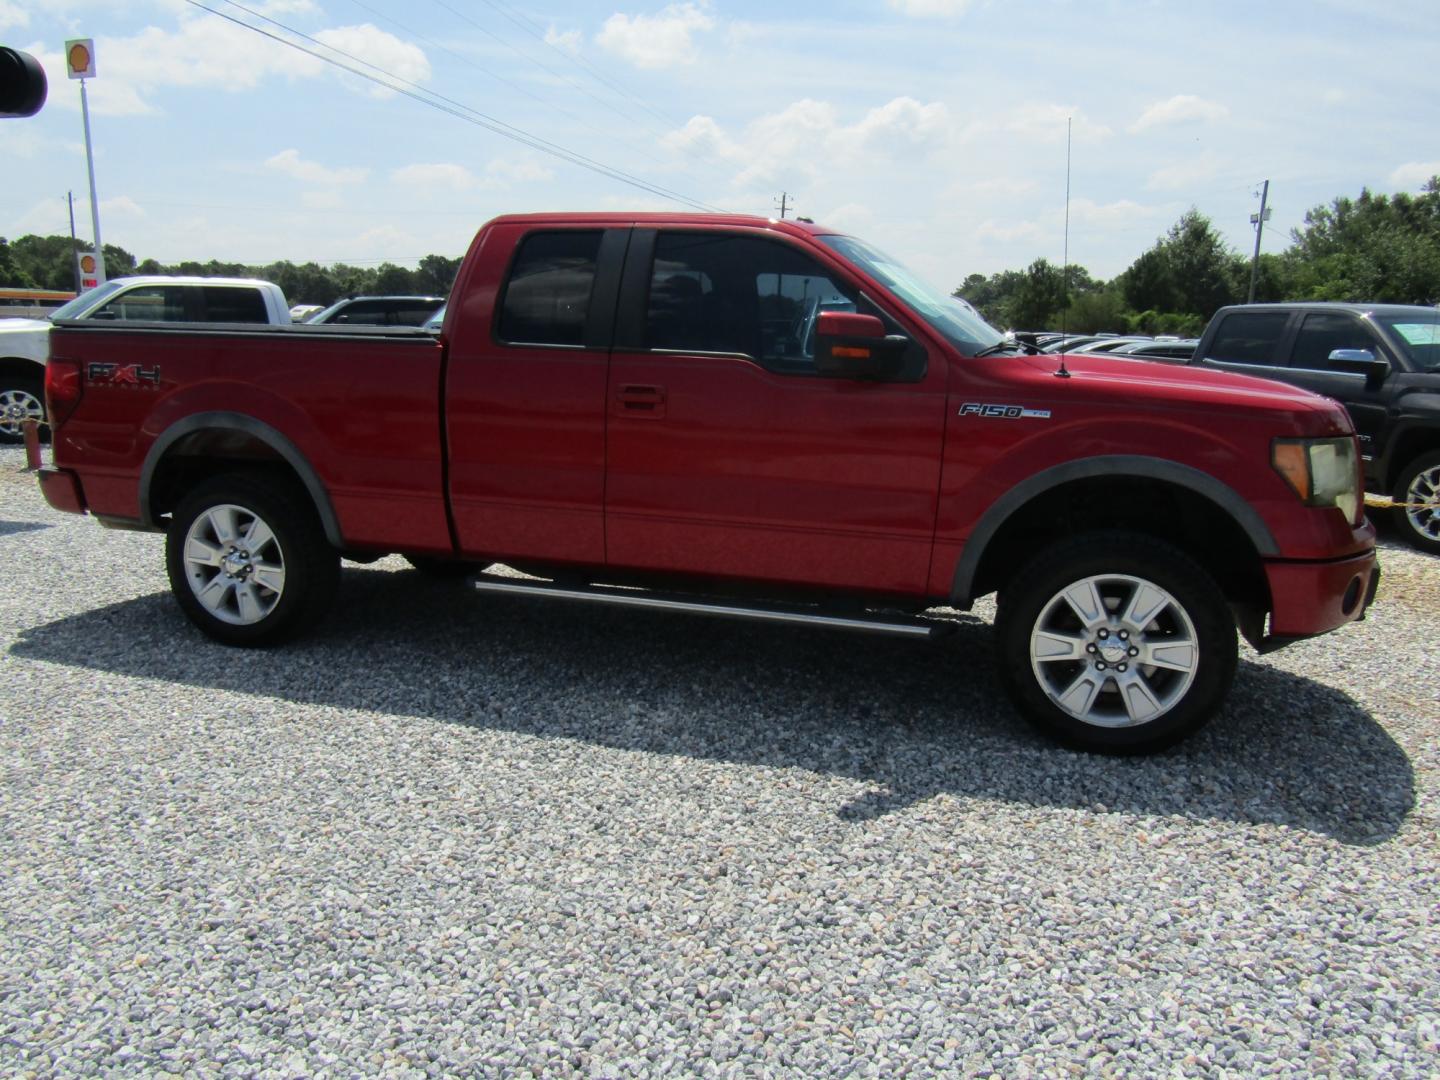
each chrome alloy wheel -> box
[1404,462,1440,543]
[182,503,286,626]
[1028,573,1199,729]
[0,387,43,438]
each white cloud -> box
[544,24,581,53]
[486,158,554,184]
[0,0,29,32]
[988,104,1112,143]
[1390,161,1440,189]
[888,0,975,15]
[100,195,145,218]
[301,190,344,210]
[392,163,479,191]
[670,97,952,187]
[1070,197,1160,227]
[1129,95,1229,133]
[22,16,427,115]
[313,24,430,98]
[1145,153,1221,191]
[266,149,368,185]
[598,3,716,69]
[977,220,1044,243]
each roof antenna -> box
[1055,115,1072,379]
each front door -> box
[604,228,947,596]
[1279,311,1391,464]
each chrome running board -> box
[472,575,946,638]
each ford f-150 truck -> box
[0,276,290,443]
[29,214,1379,753]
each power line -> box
[185,0,725,212]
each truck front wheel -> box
[995,532,1237,754]
[1391,450,1440,555]
[165,473,339,646]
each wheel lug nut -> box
[1086,644,1097,653]
[1118,630,1128,640]
[1128,646,1139,657]
[1118,663,1128,672]
[1096,661,1107,670]
[1098,629,1109,639]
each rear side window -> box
[498,231,603,346]
[1289,313,1379,370]
[1207,312,1289,364]
[91,285,187,322]
[202,287,269,323]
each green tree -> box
[415,254,461,296]
[0,238,38,288]
[1120,210,1240,322]
[1007,258,1069,329]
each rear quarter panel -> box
[49,324,450,552]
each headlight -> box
[1272,437,1361,523]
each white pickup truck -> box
[0,276,290,442]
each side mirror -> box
[814,312,908,379]
[1327,348,1388,390]
[0,47,48,119]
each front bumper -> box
[1260,549,1379,651]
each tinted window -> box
[92,285,187,322]
[647,233,856,373]
[1289,313,1378,370]
[202,287,269,323]
[1208,312,1290,364]
[498,231,603,346]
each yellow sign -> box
[65,38,96,80]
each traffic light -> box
[0,46,47,118]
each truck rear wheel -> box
[165,473,339,646]
[1391,450,1440,555]
[995,532,1237,754]
[0,371,46,445]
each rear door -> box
[445,224,627,564]
[603,227,947,595]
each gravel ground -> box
[1,443,1437,1077]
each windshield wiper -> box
[973,339,1036,357]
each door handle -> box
[616,384,666,418]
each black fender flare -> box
[949,455,1278,605]
[139,411,344,548]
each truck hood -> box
[1022,350,1338,414]
[0,318,51,335]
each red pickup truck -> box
[30,213,1378,753]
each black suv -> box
[1191,302,1440,552]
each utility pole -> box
[1247,179,1271,304]
[67,191,80,292]
[774,192,791,219]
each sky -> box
[4,0,1439,293]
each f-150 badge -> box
[959,402,1051,419]
[88,362,160,386]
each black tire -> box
[0,369,47,445]
[404,554,481,578]
[1390,450,1440,555]
[994,531,1237,755]
[165,472,339,646]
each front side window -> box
[92,285,187,322]
[1289,313,1380,370]
[646,232,856,373]
[1208,312,1290,364]
[498,231,603,346]
[1376,315,1440,371]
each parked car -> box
[1068,337,1153,355]
[289,304,325,323]
[1190,302,1440,551]
[423,304,447,332]
[1115,339,1198,362]
[32,213,1377,754]
[306,295,445,327]
[0,276,289,443]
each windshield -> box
[49,280,124,320]
[819,234,1004,354]
[1375,313,1440,371]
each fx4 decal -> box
[88,362,160,386]
[958,402,1051,419]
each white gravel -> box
[1,444,1437,1077]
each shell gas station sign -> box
[76,250,103,291]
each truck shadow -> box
[10,565,1414,846]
